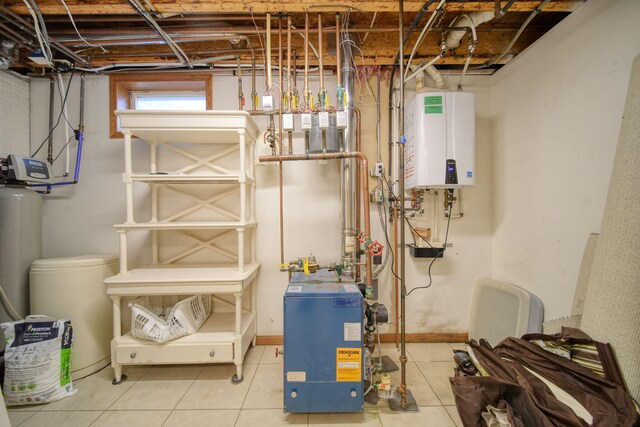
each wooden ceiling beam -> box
[5,0,584,15]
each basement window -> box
[131,91,207,111]
[109,73,213,138]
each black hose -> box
[500,0,518,16]
[387,0,438,169]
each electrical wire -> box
[59,0,108,53]
[405,200,453,295]
[404,0,446,81]
[372,184,391,276]
[378,174,456,295]
[360,12,377,46]
[22,0,52,65]
[52,134,75,163]
[475,0,551,69]
[31,69,75,158]
[56,72,74,130]
[377,174,403,282]
[247,6,267,87]
[387,0,439,183]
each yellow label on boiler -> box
[336,348,362,382]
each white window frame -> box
[129,90,207,111]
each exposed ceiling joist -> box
[0,1,581,74]
[5,0,584,15]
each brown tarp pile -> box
[450,327,640,426]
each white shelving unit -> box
[106,110,260,384]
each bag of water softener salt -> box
[1,316,76,406]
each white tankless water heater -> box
[404,91,475,189]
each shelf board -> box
[116,110,260,144]
[116,312,256,345]
[114,220,256,231]
[129,173,253,185]
[105,262,260,295]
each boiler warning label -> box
[336,348,361,382]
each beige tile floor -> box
[7,343,465,427]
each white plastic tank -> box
[469,278,544,346]
[0,185,42,323]
[30,254,118,379]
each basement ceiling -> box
[0,0,584,75]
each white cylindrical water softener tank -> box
[0,185,42,323]
[30,255,118,379]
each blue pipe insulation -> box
[32,72,86,194]
[31,130,84,193]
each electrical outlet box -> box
[262,95,274,111]
[369,188,384,204]
[318,112,329,129]
[283,113,294,131]
[336,111,347,129]
[301,113,312,130]
[373,163,384,177]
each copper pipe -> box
[354,107,362,281]
[266,13,272,90]
[236,56,243,110]
[278,16,285,270]
[304,12,309,107]
[292,49,297,90]
[398,0,408,408]
[259,152,373,291]
[286,16,292,95]
[318,13,324,92]
[279,16,284,142]
[336,13,341,88]
[393,205,399,348]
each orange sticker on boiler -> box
[336,348,361,382]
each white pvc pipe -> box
[55,73,71,175]
[425,64,445,89]
[445,11,492,49]
[404,55,441,84]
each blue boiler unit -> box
[283,269,364,413]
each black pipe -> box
[47,76,55,165]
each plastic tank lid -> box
[30,254,118,269]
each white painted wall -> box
[0,71,30,157]
[30,71,493,336]
[489,0,640,320]
[396,77,494,334]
